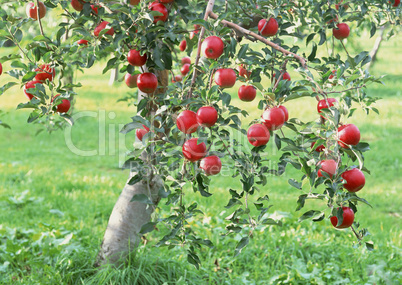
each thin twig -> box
[326,85,365,94]
[208,11,307,68]
[340,40,350,57]
[272,59,288,92]
[187,0,216,98]
[35,0,49,50]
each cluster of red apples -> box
[315,97,367,229]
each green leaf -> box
[130,194,153,204]
[0,82,18,96]
[140,222,157,234]
[296,194,307,211]
[298,210,322,222]
[288,179,302,190]
[234,236,249,257]
[365,241,374,251]
[237,44,248,59]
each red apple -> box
[125,73,139,88]
[137,72,158,93]
[262,107,286,131]
[0,62,2,75]
[201,36,224,59]
[337,124,360,148]
[129,0,141,5]
[172,75,182,83]
[278,105,289,121]
[127,49,147,66]
[197,106,218,127]
[200,156,222,176]
[179,39,187,52]
[176,110,198,134]
[258,18,278,37]
[26,1,46,20]
[182,138,207,162]
[181,56,191,65]
[317,159,337,178]
[77,39,89,45]
[158,0,174,3]
[94,21,114,37]
[23,80,42,100]
[333,23,350,40]
[247,124,270,147]
[136,125,150,141]
[149,2,168,23]
[317,98,338,118]
[71,0,85,11]
[391,0,400,7]
[52,95,71,113]
[238,64,251,79]
[181,63,190,76]
[35,64,55,82]
[273,71,291,82]
[311,141,325,152]
[330,207,354,229]
[238,85,256,102]
[91,4,99,14]
[341,168,365,192]
[214,68,236,88]
[328,70,336,80]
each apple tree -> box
[0,0,400,267]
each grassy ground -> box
[0,34,401,284]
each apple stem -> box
[35,0,49,50]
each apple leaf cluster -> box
[0,0,400,267]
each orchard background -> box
[0,0,401,284]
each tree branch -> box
[208,11,307,68]
[187,0,216,98]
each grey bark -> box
[367,26,385,70]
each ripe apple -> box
[391,0,400,7]
[77,39,89,45]
[317,98,338,118]
[201,36,224,59]
[176,110,198,134]
[179,39,187,52]
[149,2,168,23]
[341,168,365,192]
[197,106,218,127]
[125,73,139,88]
[129,0,140,5]
[94,21,114,37]
[91,4,99,14]
[26,1,46,20]
[52,95,71,113]
[23,80,42,100]
[247,124,270,147]
[190,24,201,40]
[262,107,286,131]
[182,138,207,162]
[333,23,350,40]
[317,159,337,178]
[71,0,85,11]
[278,105,289,121]
[330,207,354,229]
[337,124,360,148]
[181,57,191,65]
[136,125,150,141]
[35,64,55,82]
[311,141,325,152]
[137,72,158,93]
[238,85,256,102]
[127,49,147,66]
[328,70,336,80]
[214,68,236,88]
[237,64,251,79]
[0,62,2,75]
[200,156,222,176]
[181,63,190,76]
[258,18,278,37]
[172,75,182,83]
[158,0,174,3]
[335,1,349,10]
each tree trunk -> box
[367,26,385,70]
[96,168,163,266]
[96,69,169,266]
[109,66,119,86]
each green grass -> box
[0,34,401,284]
